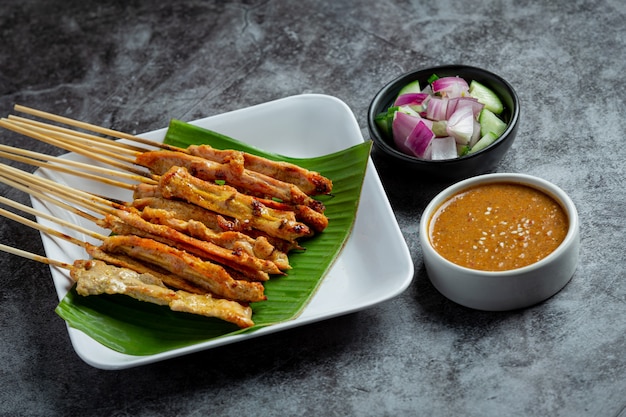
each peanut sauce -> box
[428,182,568,271]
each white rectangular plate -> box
[33,94,414,369]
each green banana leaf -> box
[55,120,372,356]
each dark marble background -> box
[1,1,624,416]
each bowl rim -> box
[367,64,520,164]
[419,173,580,276]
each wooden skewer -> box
[7,118,140,159]
[7,114,151,153]
[0,151,136,191]
[0,170,101,223]
[0,204,96,249]
[0,163,116,218]
[13,104,186,153]
[0,243,72,270]
[0,193,104,241]
[0,118,150,177]
[0,144,157,189]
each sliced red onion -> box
[432,76,469,98]
[446,97,484,120]
[469,120,481,147]
[397,106,435,129]
[419,117,434,130]
[394,92,429,107]
[430,136,458,160]
[445,98,459,120]
[426,97,448,121]
[392,111,421,154]
[405,120,435,158]
[446,106,475,145]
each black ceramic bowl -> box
[367,65,520,180]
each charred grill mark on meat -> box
[159,166,313,242]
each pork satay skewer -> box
[71,258,255,328]
[1,119,328,231]
[187,144,332,196]
[8,106,333,196]
[0,242,254,328]
[98,211,281,280]
[0,147,314,244]
[133,180,327,234]
[0,187,205,294]
[0,144,157,189]
[159,166,313,242]
[3,117,327,213]
[0,185,266,303]
[0,164,285,280]
[98,234,266,302]
[0,150,294,267]
[131,195,303,254]
[135,150,326,212]
[132,205,291,271]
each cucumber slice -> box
[397,80,421,96]
[457,143,470,157]
[469,80,504,114]
[479,108,507,138]
[397,105,420,117]
[375,106,399,136]
[468,132,498,154]
[431,120,448,137]
[374,112,391,136]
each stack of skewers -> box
[0,105,333,329]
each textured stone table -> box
[1,1,624,416]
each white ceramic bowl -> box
[419,173,580,311]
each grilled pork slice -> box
[73,258,175,305]
[132,195,240,232]
[254,196,329,233]
[131,196,303,254]
[132,183,327,234]
[187,145,333,196]
[100,235,266,303]
[136,150,325,212]
[86,244,206,294]
[169,291,253,328]
[103,220,270,283]
[97,208,283,279]
[71,259,254,328]
[159,166,312,242]
[139,206,291,271]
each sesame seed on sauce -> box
[428,182,568,271]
